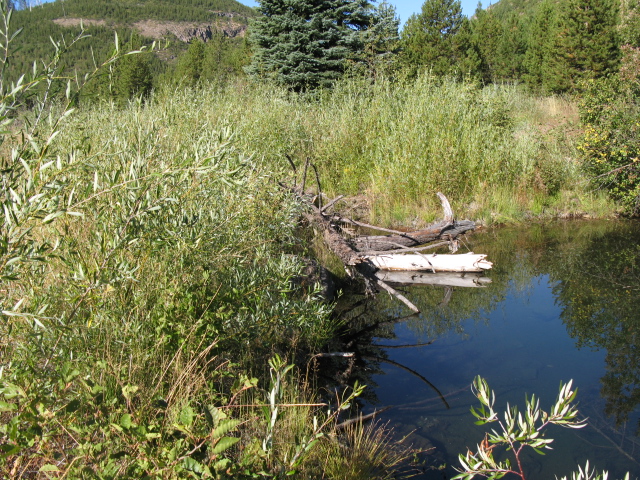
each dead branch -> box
[376,277,420,313]
[335,406,393,430]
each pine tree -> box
[360,1,401,78]
[174,40,206,88]
[523,0,558,90]
[400,0,466,77]
[544,0,620,92]
[113,35,153,103]
[203,34,250,82]
[246,0,373,91]
[466,5,503,83]
[494,12,528,81]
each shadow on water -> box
[323,220,640,479]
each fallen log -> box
[283,163,488,311]
[365,253,493,273]
[349,193,474,252]
[352,220,476,252]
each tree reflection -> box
[324,221,640,430]
[542,227,640,434]
[471,221,640,435]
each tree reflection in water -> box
[322,220,640,476]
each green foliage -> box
[14,0,255,25]
[400,0,466,77]
[5,0,255,94]
[543,0,620,93]
[463,6,503,82]
[577,76,640,214]
[173,38,206,88]
[454,376,592,480]
[0,5,374,477]
[522,0,557,90]
[246,0,374,91]
[113,35,154,102]
[357,0,401,79]
[164,34,249,87]
[540,223,640,430]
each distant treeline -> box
[5,0,631,98]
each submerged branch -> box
[365,355,450,410]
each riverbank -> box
[1,71,625,478]
[148,76,618,227]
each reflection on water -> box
[333,220,640,479]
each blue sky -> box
[238,0,483,25]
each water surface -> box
[337,221,640,479]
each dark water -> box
[334,220,640,479]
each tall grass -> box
[151,76,613,227]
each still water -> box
[336,220,640,479]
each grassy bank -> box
[0,44,424,474]
[149,76,616,227]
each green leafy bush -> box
[578,76,640,214]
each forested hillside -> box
[6,0,255,95]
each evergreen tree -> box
[544,0,620,92]
[522,0,557,89]
[113,35,153,102]
[494,12,528,81]
[360,0,401,78]
[202,34,250,82]
[174,39,206,87]
[400,0,465,77]
[466,5,502,83]
[246,0,373,91]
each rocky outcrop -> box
[133,20,246,41]
[53,18,247,42]
[53,18,107,28]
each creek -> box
[332,220,640,479]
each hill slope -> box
[9,0,256,78]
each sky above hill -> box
[32,0,483,26]
[239,0,483,25]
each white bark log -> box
[364,252,493,273]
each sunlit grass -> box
[148,75,606,226]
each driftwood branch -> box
[352,220,475,252]
[372,340,435,349]
[357,241,450,256]
[376,278,420,313]
[285,154,297,186]
[335,406,393,430]
[283,158,481,311]
[364,355,450,409]
[321,195,344,213]
[437,191,454,224]
[330,215,422,237]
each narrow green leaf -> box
[39,464,60,473]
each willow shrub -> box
[159,76,595,226]
[578,76,640,215]
[0,13,344,477]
